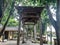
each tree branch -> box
[0,0,15,35]
[46,4,56,29]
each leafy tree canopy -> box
[0,0,56,27]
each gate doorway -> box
[5,31,9,39]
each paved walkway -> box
[0,40,48,45]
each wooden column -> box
[17,15,21,45]
[8,32,10,40]
[34,25,37,41]
[33,28,34,39]
[26,27,28,40]
[2,32,5,42]
[0,36,3,41]
[22,24,26,43]
[31,30,33,41]
[49,24,52,45]
[26,25,29,40]
[39,17,43,45]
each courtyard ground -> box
[0,40,49,45]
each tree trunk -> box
[46,4,56,29]
[0,0,15,34]
[56,0,60,45]
[46,1,60,45]
[0,0,3,22]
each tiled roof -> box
[0,25,20,31]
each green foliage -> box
[41,0,56,4]
[7,18,18,26]
[1,0,19,26]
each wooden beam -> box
[15,6,44,13]
[24,24,35,25]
